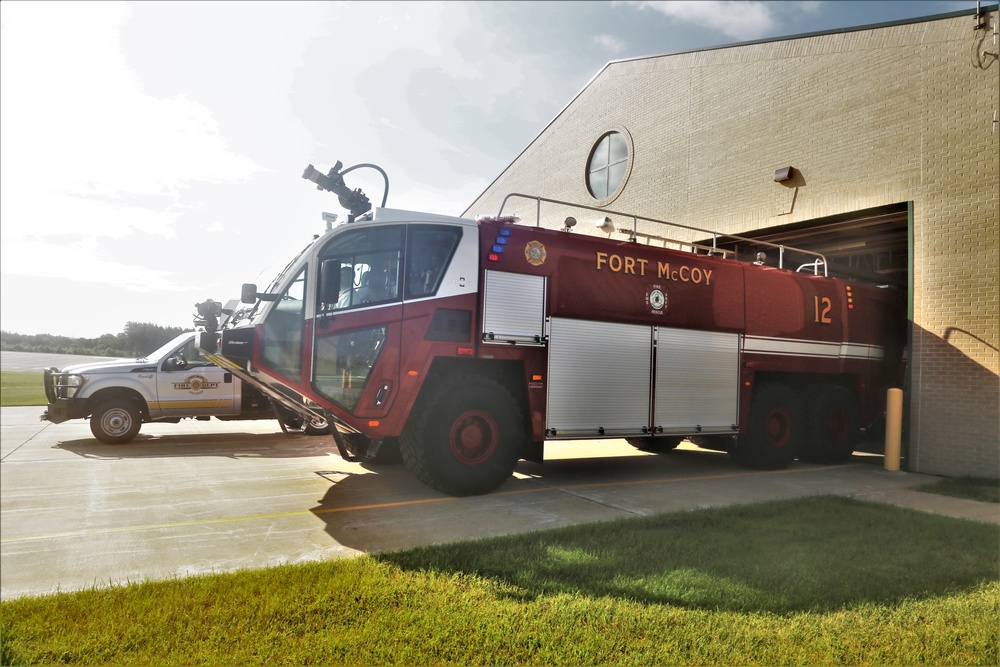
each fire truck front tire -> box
[90,400,142,444]
[801,385,860,464]
[400,375,523,496]
[733,383,801,470]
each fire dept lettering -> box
[172,375,219,394]
[595,251,713,286]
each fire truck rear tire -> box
[733,383,801,470]
[626,436,682,452]
[801,385,860,464]
[90,400,142,444]
[400,375,523,496]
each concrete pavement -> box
[2,405,997,600]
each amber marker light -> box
[407,370,419,377]
[368,420,380,427]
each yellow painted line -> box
[0,463,860,544]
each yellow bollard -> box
[884,388,903,471]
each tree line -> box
[1,322,189,358]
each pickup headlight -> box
[54,374,85,399]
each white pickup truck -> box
[41,331,329,443]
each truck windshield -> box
[139,332,195,362]
[261,267,306,380]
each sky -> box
[0,0,976,339]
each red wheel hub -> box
[449,409,498,465]
[826,409,847,444]
[764,408,790,448]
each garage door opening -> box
[698,202,912,457]
[698,203,910,297]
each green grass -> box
[913,476,1000,504]
[2,496,997,666]
[0,371,46,407]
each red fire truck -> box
[199,161,906,496]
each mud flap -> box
[330,425,360,462]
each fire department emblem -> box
[647,287,667,314]
[524,241,547,266]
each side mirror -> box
[241,283,258,304]
[319,260,342,306]
[164,356,187,371]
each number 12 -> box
[813,296,833,324]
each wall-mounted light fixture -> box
[773,167,793,182]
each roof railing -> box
[497,193,828,276]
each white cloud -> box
[0,239,178,292]
[593,34,627,54]
[0,1,264,246]
[619,1,778,40]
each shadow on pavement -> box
[55,431,340,460]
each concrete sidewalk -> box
[1,405,997,600]
[850,484,999,524]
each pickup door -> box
[153,335,237,418]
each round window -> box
[587,130,631,201]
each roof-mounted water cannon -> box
[194,299,241,335]
[194,299,222,333]
[194,299,223,353]
[302,160,389,223]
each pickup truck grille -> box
[43,368,81,401]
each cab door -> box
[155,336,237,417]
[309,225,405,420]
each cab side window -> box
[162,337,215,371]
[178,338,214,369]
[405,226,462,299]
[318,226,404,312]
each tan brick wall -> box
[468,11,999,478]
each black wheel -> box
[400,375,524,496]
[732,383,801,470]
[801,385,860,464]
[280,411,305,432]
[625,436,682,453]
[90,400,142,444]
[689,435,735,452]
[304,416,331,436]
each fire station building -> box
[465,7,999,479]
